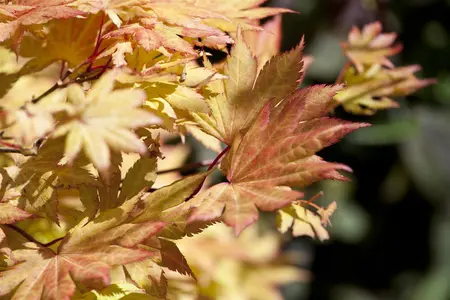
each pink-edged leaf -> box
[191,85,368,234]
[342,21,403,73]
[0,203,32,224]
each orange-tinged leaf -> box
[59,172,211,295]
[0,203,31,225]
[17,14,101,75]
[190,85,369,234]
[132,171,212,225]
[0,174,201,298]
[174,222,304,300]
[244,14,282,69]
[70,0,130,27]
[160,239,195,278]
[341,21,403,73]
[189,183,302,235]
[193,30,303,144]
[0,1,85,52]
[227,7,293,20]
[335,64,436,115]
[0,217,160,300]
[104,23,197,56]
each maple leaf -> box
[191,29,304,144]
[144,82,209,113]
[190,85,369,234]
[0,203,32,263]
[17,14,101,75]
[0,0,85,52]
[52,70,161,173]
[143,2,234,49]
[70,0,148,28]
[76,283,157,300]
[184,0,293,33]
[0,203,31,225]
[244,14,282,70]
[0,71,69,146]
[0,220,162,300]
[187,125,222,153]
[0,45,23,74]
[335,64,436,115]
[318,201,337,226]
[6,139,99,222]
[341,21,403,73]
[0,171,209,299]
[125,258,168,298]
[341,22,403,73]
[117,155,157,205]
[94,172,210,295]
[103,23,198,56]
[277,201,336,241]
[173,222,304,300]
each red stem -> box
[87,13,106,72]
[0,140,21,149]
[207,146,230,171]
[185,146,230,201]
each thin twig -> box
[0,140,37,155]
[5,224,43,246]
[31,15,108,105]
[31,56,112,105]
[5,224,64,249]
[31,83,62,104]
[185,146,230,202]
[87,12,106,72]
[207,146,229,171]
[0,147,36,156]
[43,237,64,247]
[59,61,66,79]
[0,140,20,149]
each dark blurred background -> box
[262,0,450,299]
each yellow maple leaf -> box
[52,70,161,172]
[277,201,336,241]
[191,29,304,145]
[341,21,403,73]
[188,34,366,235]
[173,222,304,300]
[336,64,436,115]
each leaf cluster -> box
[0,1,432,299]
